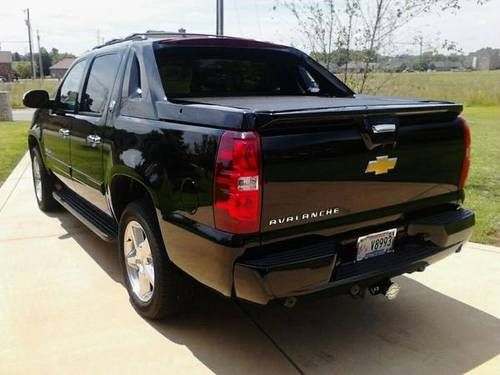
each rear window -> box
[154,46,321,98]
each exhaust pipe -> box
[283,296,297,308]
[369,280,401,300]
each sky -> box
[0,0,499,56]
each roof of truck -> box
[93,31,288,50]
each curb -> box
[467,242,500,253]
[0,151,30,212]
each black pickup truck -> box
[24,32,474,319]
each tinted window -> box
[155,47,321,97]
[59,60,86,111]
[127,54,142,98]
[81,54,121,113]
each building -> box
[432,61,463,71]
[0,51,13,81]
[465,48,500,70]
[49,57,76,79]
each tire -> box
[118,200,194,319]
[30,147,58,212]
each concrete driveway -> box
[1,153,499,374]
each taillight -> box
[214,131,262,233]
[458,117,471,190]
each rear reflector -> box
[458,117,471,190]
[214,131,262,233]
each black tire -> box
[30,147,58,212]
[118,200,194,319]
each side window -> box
[80,54,121,114]
[127,54,142,98]
[58,60,86,111]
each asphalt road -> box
[1,153,499,374]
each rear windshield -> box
[154,46,325,98]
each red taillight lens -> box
[214,131,262,233]
[458,117,471,190]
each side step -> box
[53,188,118,242]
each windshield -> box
[154,46,326,98]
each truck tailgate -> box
[258,107,465,235]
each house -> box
[49,57,76,79]
[0,51,13,81]
[333,61,379,73]
[432,61,463,71]
[465,48,500,70]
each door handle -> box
[86,134,101,147]
[58,128,70,138]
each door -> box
[69,53,122,213]
[42,60,86,180]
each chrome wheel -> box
[32,155,42,202]
[123,220,155,302]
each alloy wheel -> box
[32,155,42,202]
[123,220,155,302]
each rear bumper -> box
[234,208,474,304]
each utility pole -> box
[417,36,423,64]
[36,30,43,79]
[24,8,36,79]
[216,0,224,36]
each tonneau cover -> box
[177,95,455,113]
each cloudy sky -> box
[0,0,499,56]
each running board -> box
[53,188,118,242]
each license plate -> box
[356,228,397,261]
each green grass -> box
[0,121,29,186]
[0,79,59,109]
[461,106,500,245]
[364,70,500,107]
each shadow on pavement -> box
[54,210,500,375]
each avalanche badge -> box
[365,155,397,175]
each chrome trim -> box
[58,128,71,138]
[372,124,396,133]
[86,134,101,147]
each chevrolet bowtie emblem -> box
[365,155,397,175]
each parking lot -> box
[1,154,499,374]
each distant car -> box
[23,31,474,320]
[0,76,6,82]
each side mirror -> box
[23,90,51,109]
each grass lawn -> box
[0,79,58,109]
[365,70,500,106]
[462,106,500,245]
[0,122,29,186]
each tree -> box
[49,47,75,65]
[35,47,52,76]
[276,0,489,92]
[12,62,32,79]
